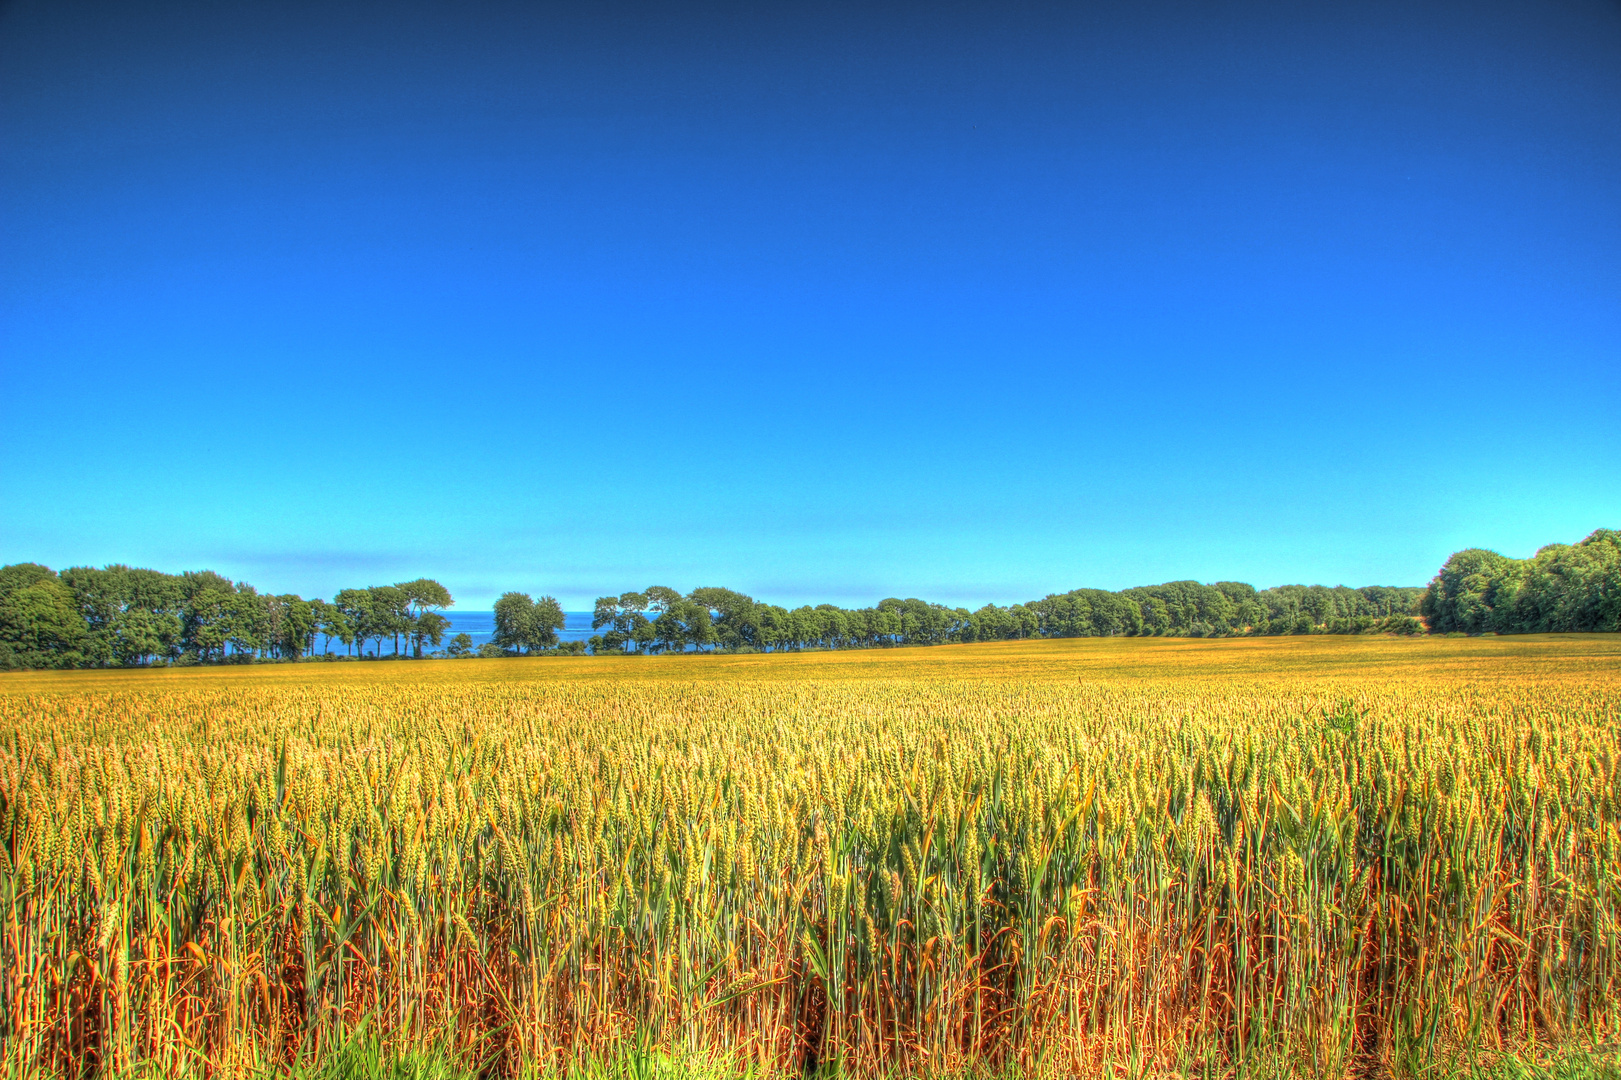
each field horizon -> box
[3,632,1617,695]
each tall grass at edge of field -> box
[63,1038,1621,1080]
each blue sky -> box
[2,0,1618,609]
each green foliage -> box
[1,528,1613,670]
[494,591,567,654]
[415,611,451,654]
[593,592,652,652]
[493,591,534,653]
[400,579,455,657]
[0,566,459,668]
[1422,530,1621,634]
[0,565,84,669]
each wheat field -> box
[2,635,1619,1078]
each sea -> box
[440,610,600,649]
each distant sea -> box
[440,611,599,649]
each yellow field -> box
[2,636,1619,1078]
[5,632,1619,693]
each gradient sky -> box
[2,0,1618,609]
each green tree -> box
[399,578,454,657]
[593,591,651,652]
[651,598,714,653]
[313,599,352,656]
[1504,530,1621,632]
[333,588,375,657]
[493,591,533,654]
[277,595,315,659]
[224,585,270,659]
[492,591,565,654]
[644,586,682,614]
[815,604,850,648]
[631,615,657,652]
[689,587,757,650]
[414,611,451,654]
[367,585,410,656]
[1420,548,1519,634]
[969,604,1012,642]
[529,596,566,651]
[59,564,184,666]
[0,564,85,669]
[180,571,236,662]
[1140,596,1171,635]
[591,595,618,635]
[59,565,121,665]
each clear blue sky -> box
[2,0,1618,609]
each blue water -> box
[441,611,599,648]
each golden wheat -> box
[1,636,1618,1078]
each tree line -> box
[579,580,1427,655]
[1420,528,1620,634]
[0,566,1425,670]
[0,564,454,670]
[0,528,1612,669]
